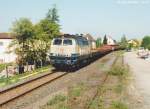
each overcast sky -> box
[0,0,150,40]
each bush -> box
[141,36,150,49]
[108,65,128,76]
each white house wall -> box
[0,39,17,63]
[107,37,115,45]
[102,36,115,45]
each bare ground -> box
[124,52,150,109]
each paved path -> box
[124,52,150,109]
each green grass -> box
[41,94,69,109]
[108,65,129,77]
[110,101,128,109]
[114,50,125,57]
[68,83,87,98]
[47,95,67,105]
[114,84,124,94]
[88,96,104,109]
[0,65,51,88]
[69,87,82,97]
[0,63,14,72]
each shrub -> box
[108,65,128,76]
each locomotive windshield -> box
[63,39,72,45]
[53,39,62,45]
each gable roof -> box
[106,35,114,40]
[0,33,14,39]
[84,33,95,41]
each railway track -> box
[0,70,68,106]
[86,55,118,109]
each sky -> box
[0,0,150,40]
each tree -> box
[96,37,102,48]
[103,35,107,45]
[120,35,127,48]
[11,18,34,65]
[141,36,150,49]
[121,35,127,44]
[9,5,61,72]
[37,19,60,40]
[32,7,60,67]
[46,5,59,23]
[33,19,60,66]
[128,43,133,49]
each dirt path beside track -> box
[124,52,150,109]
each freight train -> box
[49,34,118,69]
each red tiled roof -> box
[0,33,14,39]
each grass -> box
[88,96,104,109]
[69,86,82,97]
[97,57,112,72]
[109,101,128,109]
[114,50,125,57]
[108,65,129,77]
[41,94,69,109]
[0,63,14,72]
[114,84,124,94]
[0,65,51,88]
[68,83,87,98]
[41,83,87,109]
[47,95,67,105]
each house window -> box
[0,42,3,46]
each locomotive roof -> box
[57,34,87,40]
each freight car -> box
[49,34,117,68]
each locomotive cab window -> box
[63,39,72,45]
[53,39,62,45]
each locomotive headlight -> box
[50,53,56,56]
[50,53,54,56]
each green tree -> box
[128,43,133,49]
[32,7,60,67]
[46,5,59,23]
[103,35,107,45]
[10,5,61,72]
[96,37,102,48]
[141,36,150,49]
[121,35,127,44]
[11,18,34,66]
[37,19,60,40]
[120,35,127,48]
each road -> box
[124,52,150,109]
